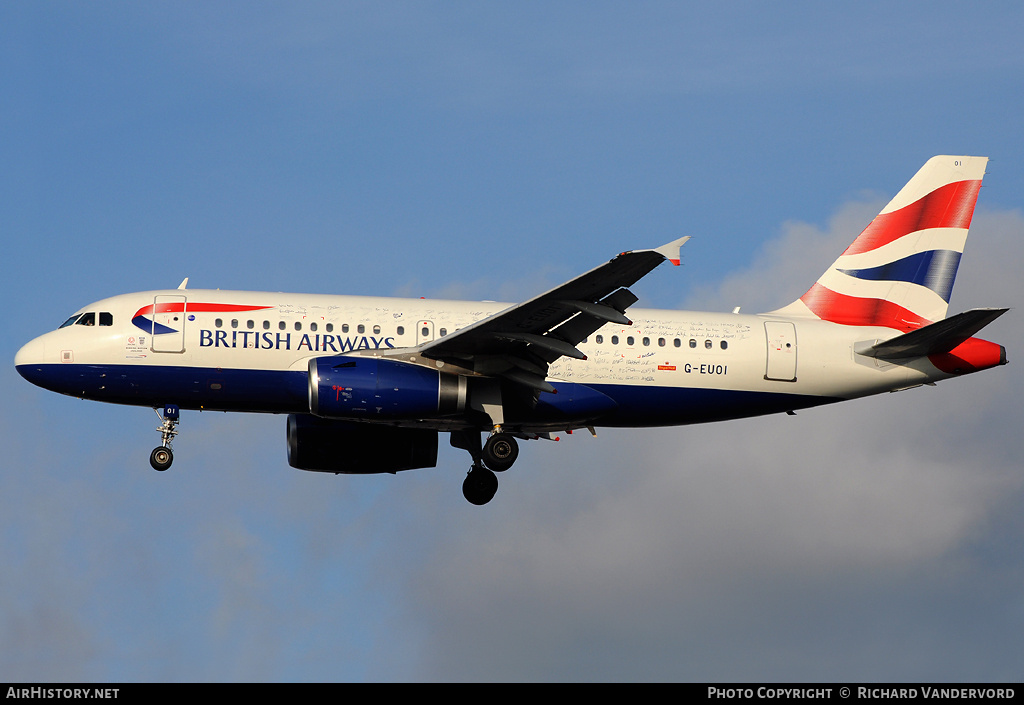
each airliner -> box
[15,156,1008,504]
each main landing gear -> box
[150,405,179,472]
[482,431,519,472]
[453,428,520,505]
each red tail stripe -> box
[800,283,932,331]
[843,179,981,256]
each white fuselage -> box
[15,288,952,431]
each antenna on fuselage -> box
[177,278,189,290]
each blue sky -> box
[2,2,1022,681]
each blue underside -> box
[16,362,839,427]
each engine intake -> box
[308,355,466,419]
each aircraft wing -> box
[413,237,690,392]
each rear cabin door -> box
[151,295,187,353]
[764,321,797,382]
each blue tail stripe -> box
[838,249,962,302]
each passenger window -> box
[626,336,634,346]
[231,319,238,329]
[326,323,334,333]
[397,326,405,336]
[99,312,113,326]
[611,335,619,345]
[721,340,728,350]
[421,326,429,337]
[294,322,302,331]
[689,339,697,348]
[705,339,712,349]
[674,338,681,348]
[440,328,447,336]
[658,338,666,347]
[247,320,254,330]
[75,313,96,326]
[595,334,603,344]
[279,321,286,331]
[357,324,365,334]
[263,320,270,330]
[342,324,349,333]
[642,337,650,346]
[373,325,381,334]
[310,322,318,332]
[215,319,223,328]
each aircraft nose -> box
[14,335,49,384]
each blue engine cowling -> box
[287,414,438,474]
[308,355,466,419]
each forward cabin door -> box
[764,321,797,382]
[417,320,435,345]
[151,295,187,353]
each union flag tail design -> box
[774,155,988,331]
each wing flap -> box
[492,332,587,360]
[561,299,632,325]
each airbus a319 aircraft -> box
[16,156,1008,504]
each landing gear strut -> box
[451,427,521,505]
[150,405,179,471]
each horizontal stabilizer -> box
[857,308,1008,360]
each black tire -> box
[150,446,173,472]
[482,433,519,472]
[462,465,498,505]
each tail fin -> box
[773,155,988,331]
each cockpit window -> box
[59,314,82,329]
[99,312,113,326]
[75,312,96,326]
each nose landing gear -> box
[150,405,179,471]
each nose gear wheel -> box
[150,405,180,472]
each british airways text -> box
[199,330,396,352]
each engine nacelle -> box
[287,414,438,474]
[308,355,466,419]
